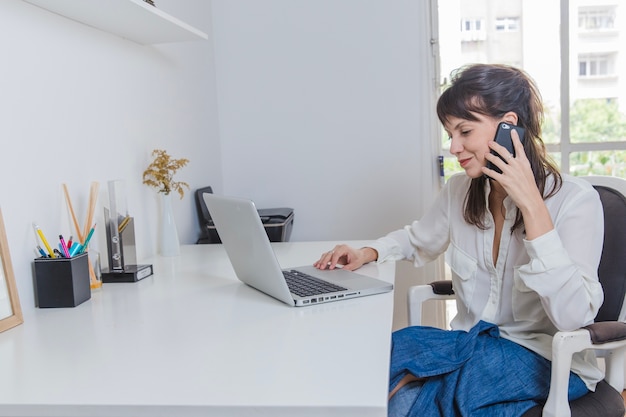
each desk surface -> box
[0,242,395,417]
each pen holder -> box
[33,253,91,308]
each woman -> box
[314,64,604,416]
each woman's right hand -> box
[313,244,378,271]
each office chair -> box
[407,175,626,417]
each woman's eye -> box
[461,130,471,136]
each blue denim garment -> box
[389,321,588,417]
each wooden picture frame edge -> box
[0,207,23,333]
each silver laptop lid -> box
[202,193,295,305]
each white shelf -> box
[23,0,208,44]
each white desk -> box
[0,242,395,417]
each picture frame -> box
[0,207,23,333]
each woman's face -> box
[444,113,502,179]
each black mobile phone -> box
[487,122,525,174]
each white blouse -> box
[369,173,605,389]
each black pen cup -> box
[34,253,91,308]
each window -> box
[461,18,486,41]
[436,0,626,180]
[578,54,613,78]
[494,17,520,32]
[579,7,616,31]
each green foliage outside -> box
[566,99,626,177]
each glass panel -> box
[570,99,626,143]
[570,2,626,146]
[570,150,626,177]
[437,0,561,177]
[437,0,625,179]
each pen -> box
[59,235,70,258]
[34,224,56,258]
[69,243,83,257]
[67,235,73,250]
[80,224,96,254]
[36,245,47,257]
[54,248,65,258]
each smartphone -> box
[487,122,525,174]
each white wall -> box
[1,0,441,324]
[0,0,220,316]
[212,0,441,242]
[211,1,442,329]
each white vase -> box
[159,193,180,256]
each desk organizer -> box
[101,180,153,283]
[33,252,90,308]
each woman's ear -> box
[502,111,519,126]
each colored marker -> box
[36,245,47,258]
[59,235,70,258]
[69,243,83,257]
[80,224,96,254]
[34,224,55,258]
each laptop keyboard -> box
[283,270,347,297]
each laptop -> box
[202,193,393,307]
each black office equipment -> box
[195,186,294,244]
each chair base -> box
[522,380,625,417]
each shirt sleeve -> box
[518,185,605,332]
[368,179,454,267]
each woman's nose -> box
[449,136,463,155]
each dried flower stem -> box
[142,149,190,198]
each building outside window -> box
[436,0,626,180]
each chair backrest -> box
[195,186,214,225]
[195,186,215,243]
[582,176,626,323]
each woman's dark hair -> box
[436,63,561,232]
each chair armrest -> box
[543,329,592,417]
[431,280,454,295]
[584,321,626,344]
[407,281,455,327]
[543,323,626,417]
[584,322,626,391]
